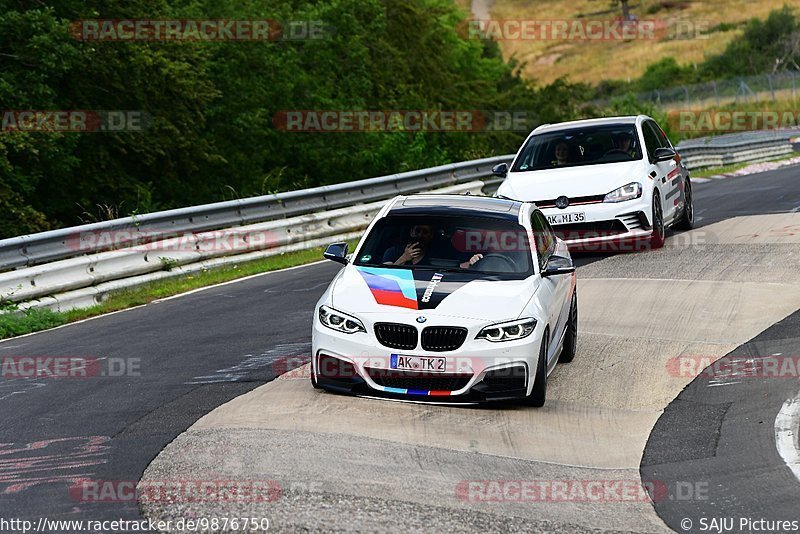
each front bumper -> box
[540,198,653,252]
[312,315,543,402]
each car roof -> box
[533,115,644,135]
[387,194,528,221]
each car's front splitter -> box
[315,352,530,403]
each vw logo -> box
[416,316,427,324]
[555,196,570,209]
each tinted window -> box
[531,211,555,270]
[642,121,662,161]
[649,120,671,149]
[511,124,643,172]
[355,215,533,277]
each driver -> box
[610,132,636,158]
[383,224,483,268]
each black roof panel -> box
[388,195,524,221]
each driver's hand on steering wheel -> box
[459,254,483,269]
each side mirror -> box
[491,163,509,177]
[541,255,575,277]
[323,242,349,265]
[653,147,677,163]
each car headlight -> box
[318,305,366,334]
[476,318,537,342]
[604,182,642,203]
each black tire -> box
[559,293,578,363]
[650,194,665,249]
[673,178,694,231]
[524,329,549,407]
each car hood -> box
[498,160,646,200]
[330,265,539,321]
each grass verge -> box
[0,241,356,340]
[690,151,800,178]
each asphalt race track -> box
[2,165,800,532]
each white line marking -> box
[152,260,326,302]
[0,260,328,345]
[775,390,800,482]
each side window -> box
[651,121,671,148]
[531,211,555,270]
[641,122,662,162]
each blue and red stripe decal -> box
[379,386,454,396]
[356,267,418,309]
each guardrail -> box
[676,129,798,170]
[2,127,798,313]
[1,178,496,311]
[0,155,512,274]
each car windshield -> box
[354,214,533,278]
[511,124,643,172]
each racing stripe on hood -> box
[414,270,474,310]
[356,267,473,310]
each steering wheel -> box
[474,253,517,272]
[603,148,629,156]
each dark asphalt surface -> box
[641,309,800,533]
[0,163,799,529]
[0,265,338,524]
[637,164,800,532]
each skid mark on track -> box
[186,342,310,384]
[0,381,47,401]
[0,436,110,495]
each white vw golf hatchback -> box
[494,115,694,252]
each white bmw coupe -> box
[311,194,577,407]
[494,115,694,252]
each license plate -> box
[547,212,585,225]
[391,354,446,373]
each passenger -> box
[552,141,572,166]
[383,224,483,268]
[383,224,434,266]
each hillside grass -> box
[488,0,790,85]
